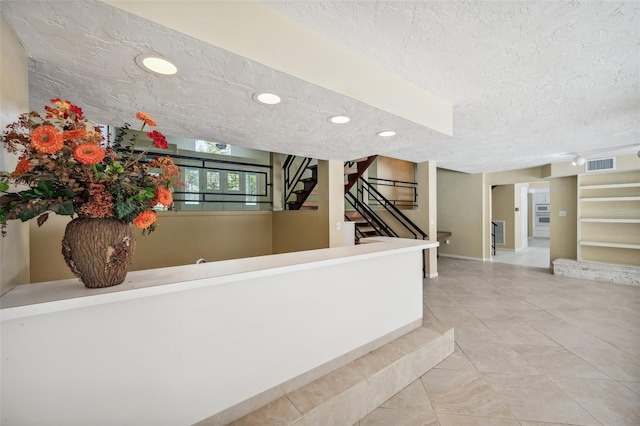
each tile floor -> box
[356,257,640,426]
[492,238,550,269]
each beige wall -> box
[320,160,346,248]
[492,185,516,249]
[29,212,273,283]
[272,210,328,253]
[375,156,415,207]
[486,167,544,185]
[437,169,485,259]
[549,176,577,264]
[0,16,30,294]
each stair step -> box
[222,326,454,426]
[300,177,316,183]
[358,226,377,234]
[343,167,357,175]
[345,211,364,220]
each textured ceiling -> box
[1,0,639,173]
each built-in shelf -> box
[580,183,640,190]
[580,218,640,223]
[580,196,640,202]
[578,170,640,269]
[579,241,640,249]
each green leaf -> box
[114,201,136,220]
[17,202,48,222]
[57,200,75,216]
[0,182,8,192]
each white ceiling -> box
[1,0,639,173]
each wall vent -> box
[493,220,505,245]
[585,157,615,173]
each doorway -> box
[491,182,550,268]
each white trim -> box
[427,272,439,278]
[438,253,485,262]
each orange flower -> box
[30,125,63,153]
[133,210,157,229]
[13,157,31,174]
[74,143,106,164]
[62,129,87,140]
[136,112,157,127]
[155,187,173,206]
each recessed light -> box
[135,54,178,75]
[329,115,350,124]
[376,130,396,137]
[253,93,281,105]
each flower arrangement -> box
[0,99,181,236]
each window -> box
[246,173,257,205]
[195,140,231,155]
[227,172,240,191]
[183,167,200,204]
[206,170,221,191]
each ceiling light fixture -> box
[135,54,178,75]
[328,115,350,124]
[571,154,586,166]
[376,130,396,137]
[253,92,281,105]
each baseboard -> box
[427,272,439,278]
[438,253,485,262]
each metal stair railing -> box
[283,155,313,208]
[491,221,498,256]
[358,177,428,240]
[368,177,417,208]
[345,191,398,238]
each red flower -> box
[62,129,87,140]
[147,130,168,149]
[30,125,63,153]
[74,144,106,165]
[13,157,31,174]
[133,210,157,229]
[69,104,84,118]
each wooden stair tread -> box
[344,167,357,175]
[358,226,377,233]
[345,211,363,219]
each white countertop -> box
[1,238,437,319]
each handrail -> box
[360,178,428,240]
[345,192,398,238]
[491,221,498,256]
[284,155,313,207]
[368,176,417,208]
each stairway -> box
[344,156,377,193]
[197,326,454,425]
[345,210,382,239]
[287,164,318,210]
[286,156,377,211]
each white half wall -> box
[1,239,430,425]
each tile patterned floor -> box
[492,237,550,269]
[356,257,640,426]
